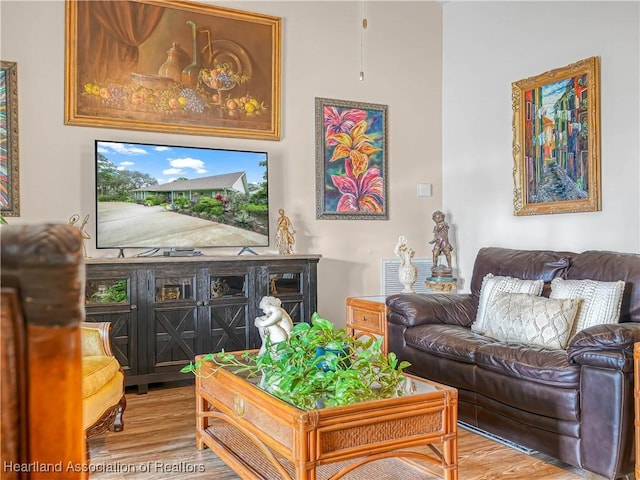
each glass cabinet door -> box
[154,276,195,303]
[266,268,306,325]
[84,273,138,384]
[209,275,246,299]
[205,272,250,352]
[268,272,301,295]
[149,272,198,381]
[86,278,129,305]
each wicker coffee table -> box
[195,353,458,479]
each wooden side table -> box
[346,296,388,353]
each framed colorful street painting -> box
[65,0,281,140]
[512,56,600,215]
[1,60,19,217]
[315,98,388,220]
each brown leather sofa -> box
[387,247,640,480]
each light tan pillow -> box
[483,292,580,350]
[471,273,544,334]
[550,278,625,337]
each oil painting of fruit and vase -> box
[65,0,281,140]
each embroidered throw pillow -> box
[550,278,625,337]
[471,274,544,334]
[484,292,580,350]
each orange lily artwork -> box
[315,98,388,220]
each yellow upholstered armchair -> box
[81,322,126,438]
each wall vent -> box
[381,258,433,295]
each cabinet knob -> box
[196,301,203,306]
[203,301,209,306]
[130,304,137,310]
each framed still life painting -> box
[1,60,19,218]
[315,97,388,220]
[512,56,601,215]
[64,0,281,140]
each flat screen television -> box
[95,140,269,252]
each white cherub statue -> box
[255,296,294,356]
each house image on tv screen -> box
[96,169,269,250]
[132,171,249,203]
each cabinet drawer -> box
[350,307,384,332]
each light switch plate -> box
[417,183,432,197]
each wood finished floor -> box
[89,381,585,480]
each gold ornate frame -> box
[64,0,281,140]
[512,57,600,215]
[1,60,20,217]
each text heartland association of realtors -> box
[3,461,206,474]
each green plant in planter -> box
[181,312,411,410]
[89,280,128,304]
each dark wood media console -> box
[84,254,321,393]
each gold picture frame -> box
[512,56,600,215]
[64,0,281,140]
[1,60,20,217]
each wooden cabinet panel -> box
[150,306,198,370]
[208,302,250,352]
[85,310,136,374]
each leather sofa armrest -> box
[386,293,477,328]
[567,323,640,372]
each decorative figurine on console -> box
[394,235,417,293]
[276,208,296,255]
[210,278,230,298]
[255,296,294,356]
[68,213,91,257]
[426,210,458,292]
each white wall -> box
[6,1,634,322]
[443,1,640,291]
[0,1,443,325]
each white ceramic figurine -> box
[255,296,294,356]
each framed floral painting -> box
[1,60,19,217]
[315,98,388,220]
[64,0,281,140]
[512,57,600,215]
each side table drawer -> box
[346,297,388,353]
[350,307,384,332]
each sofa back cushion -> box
[567,251,640,323]
[471,247,573,298]
[550,278,625,335]
[472,274,544,334]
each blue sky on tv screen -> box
[96,141,267,185]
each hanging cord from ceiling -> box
[360,2,367,81]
